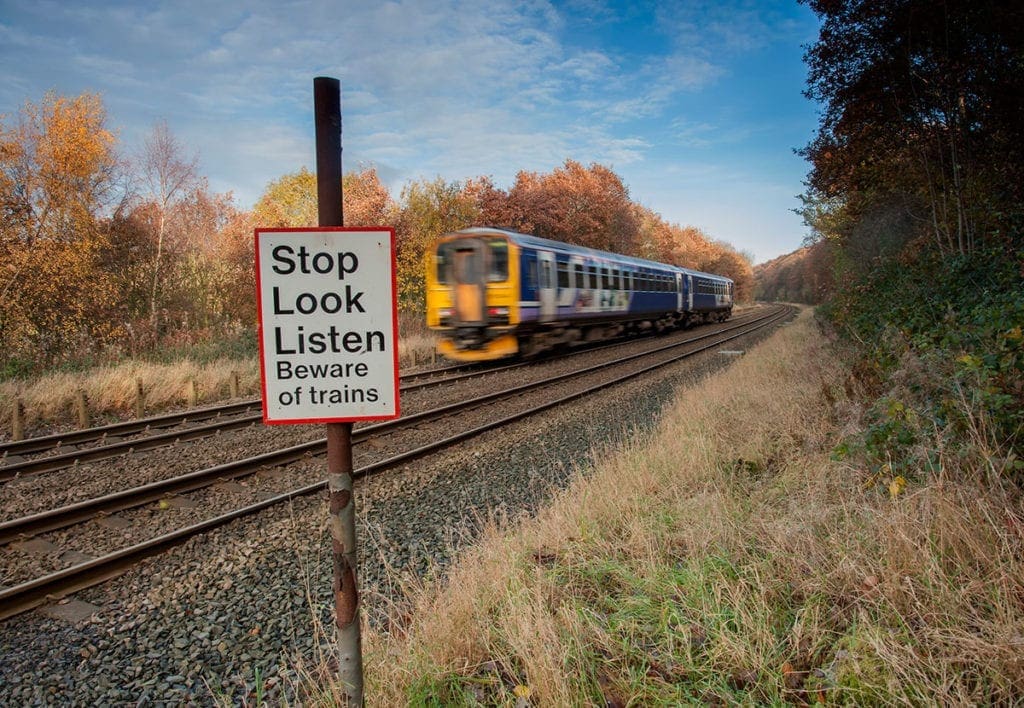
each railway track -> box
[0,305,792,620]
[0,309,771,481]
[0,362,481,476]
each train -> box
[425,227,734,362]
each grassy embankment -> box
[340,308,1023,705]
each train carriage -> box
[426,227,733,362]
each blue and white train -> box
[425,227,733,361]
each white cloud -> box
[0,0,817,260]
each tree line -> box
[757,0,1023,306]
[0,92,753,376]
[761,0,1023,471]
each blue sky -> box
[0,0,821,263]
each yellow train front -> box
[425,228,521,361]
[426,227,733,363]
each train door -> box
[686,274,693,312]
[676,272,683,312]
[538,251,556,321]
[453,241,486,324]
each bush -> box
[825,243,1024,481]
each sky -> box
[0,0,822,264]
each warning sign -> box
[255,227,400,424]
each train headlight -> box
[439,308,453,317]
[488,307,509,316]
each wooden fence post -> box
[230,371,240,399]
[76,390,90,429]
[12,397,24,441]
[188,379,198,407]
[135,379,145,419]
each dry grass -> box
[0,323,438,435]
[0,358,261,433]
[354,309,1024,705]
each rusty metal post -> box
[75,390,90,429]
[315,75,363,705]
[327,422,361,701]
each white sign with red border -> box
[255,227,400,424]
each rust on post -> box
[326,421,362,702]
[329,488,352,513]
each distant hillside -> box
[753,241,833,304]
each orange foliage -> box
[753,241,834,304]
[0,92,122,368]
[343,167,392,226]
[504,160,638,254]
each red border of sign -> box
[254,226,401,425]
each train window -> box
[436,242,454,284]
[557,263,570,289]
[454,247,481,282]
[588,265,597,289]
[487,239,508,282]
[526,260,537,289]
[573,263,584,289]
[601,266,609,289]
[610,268,619,290]
[539,260,553,290]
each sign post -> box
[255,77,397,705]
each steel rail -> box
[0,361,520,481]
[0,307,787,544]
[0,311,768,480]
[0,307,791,621]
[0,362,476,459]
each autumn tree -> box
[801,0,1024,257]
[392,177,478,312]
[463,176,514,228]
[253,168,318,228]
[138,121,199,329]
[209,208,257,326]
[342,167,392,226]
[504,160,639,254]
[0,92,123,369]
[253,166,393,228]
[159,185,246,330]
